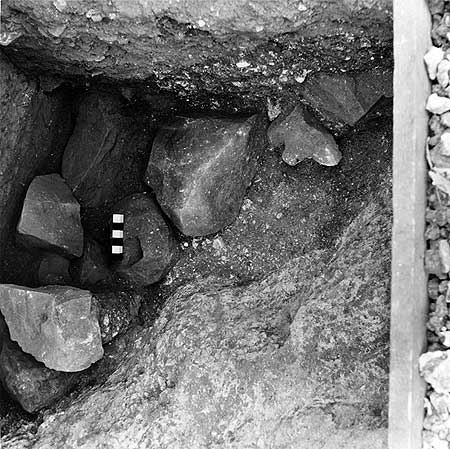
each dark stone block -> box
[145,115,267,236]
[0,338,76,413]
[16,174,83,259]
[112,193,178,286]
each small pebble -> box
[439,240,450,271]
[438,59,450,87]
[440,133,450,156]
[430,278,440,299]
[236,61,250,69]
[425,46,445,80]
[442,111,450,127]
[426,248,446,277]
[431,114,445,136]
[426,223,442,240]
[439,280,449,294]
[426,93,450,115]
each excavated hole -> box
[0,74,393,440]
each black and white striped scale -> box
[111,214,124,257]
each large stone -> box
[268,105,341,166]
[16,174,83,259]
[1,180,391,448]
[0,284,103,372]
[113,193,178,286]
[0,53,73,282]
[299,69,393,132]
[145,115,266,236]
[0,338,76,413]
[61,91,153,209]
[1,1,392,111]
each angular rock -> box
[426,248,448,278]
[299,69,392,131]
[16,174,83,259]
[437,59,450,88]
[423,430,449,449]
[268,105,341,166]
[0,338,76,413]
[0,284,103,372]
[428,295,449,334]
[61,91,153,209]
[113,193,178,286]
[145,115,266,236]
[425,46,445,81]
[440,239,450,273]
[441,111,450,128]
[38,253,72,286]
[438,133,450,156]
[420,350,450,394]
[70,238,111,287]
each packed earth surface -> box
[0,1,393,448]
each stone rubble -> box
[420,5,450,448]
[145,115,266,236]
[0,284,103,372]
[0,337,76,413]
[16,174,84,259]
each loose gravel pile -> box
[419,2,450,448]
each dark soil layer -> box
[1,0,392,112]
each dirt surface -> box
[1,162,391,449]
[164,100,392,292]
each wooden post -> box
[389,0,430,448]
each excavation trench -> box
[0,13,393,446]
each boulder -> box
[1,180,391,449]
[112,193,178,286]
[1,1,392,111]
[61,91,153,209]
[145,115,266,236]
[70,238,111,287]
[0,338,76,413]
[299,69,393,132]
[16,174,83,259]
[268,105,341,166]
[0,284,103,372]
[38,253,72,286]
